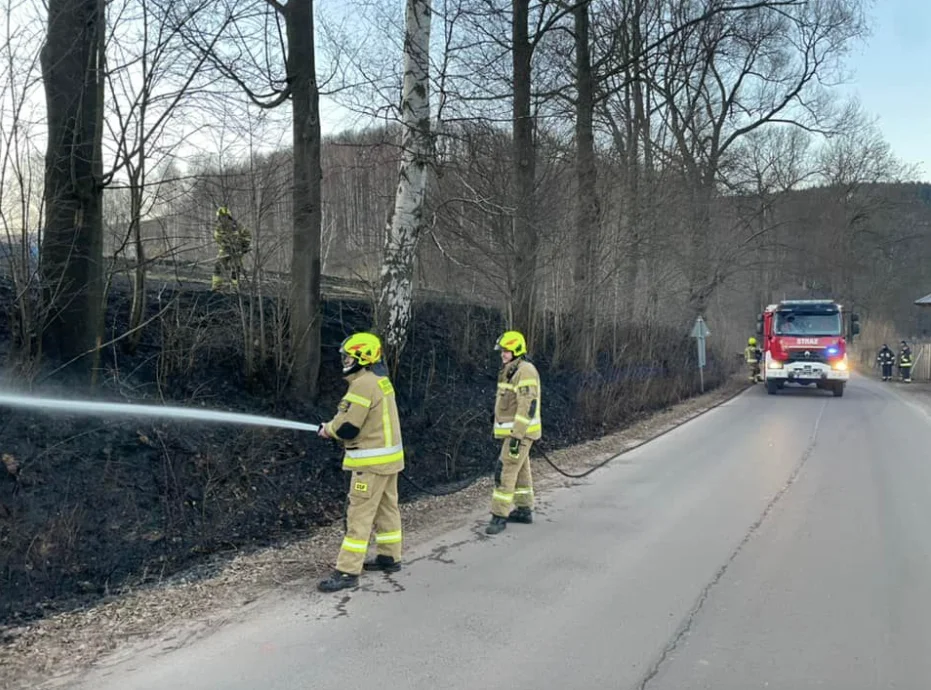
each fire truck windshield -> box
[773,311,842,336]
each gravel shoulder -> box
[0,377,748,690]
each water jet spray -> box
[0,392,319,433]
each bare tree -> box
[653,0,868,313]
[103,0,221,353]
[40,0,107,381]
[570,0,599,366]
[510,0,537,337]
[0,0,46,365]
[177,0,324,397]
[377,0,433,369]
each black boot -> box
[317,570,358,593]
[486,515,507,535]
[508,507,533,524]
[363,555,402,573]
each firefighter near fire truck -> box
[899,341,913,383]
[744,337,763,383]
[486,330,541,536]
[755,300,860,398]
[316,332,405,593]
[877,344,896,381]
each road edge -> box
[0,377,751,690]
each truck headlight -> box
[768,361,783,369]
[832,357,848,371]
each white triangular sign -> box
[690,316,711,338]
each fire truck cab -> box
[756,299,860,397]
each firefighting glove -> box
[508,437,521,459]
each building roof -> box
[915,293,931,306]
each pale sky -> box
[844,0,931,180]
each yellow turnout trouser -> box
[490,438,534,518]
[336,471,402,575]
[212,249,244,290]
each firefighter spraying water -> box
[0,332,406,597]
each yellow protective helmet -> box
[495,330,527,358]
[340,332,382,371]
[748,337,757,346]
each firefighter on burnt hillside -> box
[212,206,251,292]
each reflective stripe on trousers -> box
[490,439,534,517]
[336,473,402,575]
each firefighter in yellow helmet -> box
[486,330,541,535]
[317,332,405,592]
[212,206,252,292]
[744,337,762,383]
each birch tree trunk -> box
[377,0,432,369]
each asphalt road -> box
[72,375,931,690]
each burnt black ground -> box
[0,276,732,626]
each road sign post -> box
[690,315,711,392]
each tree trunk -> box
[40,0,106,382]
[687,174,716,314]
[377,0,432,372]
[624,7,648,324]
[570,0,599,369]
[286,0,322,397]
[126,174,146,354]
[511,0,537,341]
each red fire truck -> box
[756,299,860,397]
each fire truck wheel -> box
[832,382,845,398]
[766,380,779,395]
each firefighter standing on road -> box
[486,330,541,536]
[744,337,762,383]
[899,341,913,383]
[317,332,405,592]
[877,344,895,381]
[212,206,251,292]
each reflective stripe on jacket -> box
[494,358,542,441]
[325,369,404,474]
